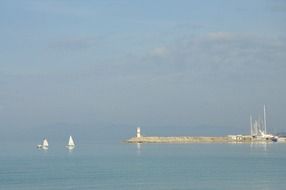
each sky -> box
[0,0,286,142]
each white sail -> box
[43,138,49,147]
[37,138,48,149]
[67,136,75,147]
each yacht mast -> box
[250,115,253,136]
[264,104,267,134]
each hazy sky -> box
[0,0,286,141]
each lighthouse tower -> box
[136,127,141,138]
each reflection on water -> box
[68,148,74,154]
[250,142,272,152]
[136,143,141,156]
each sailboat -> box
[37,138,49,150]
[66,136,75,150]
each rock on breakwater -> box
[126,136,254,143]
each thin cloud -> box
[132,32,286,77]
[207,32,233,41]
[26,0,93,17]
[49,38,97,50]
[151,47,169,57]
[268,0,286,12]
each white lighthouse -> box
[136,127,141,138]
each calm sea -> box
[0,141,286,190]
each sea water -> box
[0,141,286,190]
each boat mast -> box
[250,115,253,136]
[264,104,267,135]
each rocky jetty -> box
[126,136,254,144]
[126,127,275,144]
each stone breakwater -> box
[126,136,255,143]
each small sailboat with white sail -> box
[37,138,49,150]
[66,136,75,150]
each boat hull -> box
[66,145,75,150]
